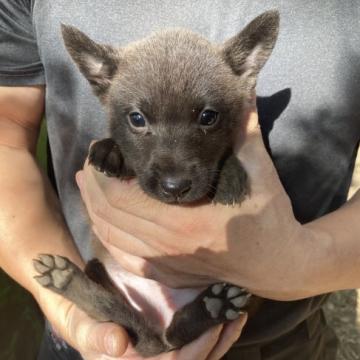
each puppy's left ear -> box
[222,10,279,91]
[61,24,120,102]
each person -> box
[0,1,359,359]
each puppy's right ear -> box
[61,24,120,101]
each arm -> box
[302,189,360,296]
[0,85,240,360]
[0,85,83,306]
[0,85,129,358]
[77,109,360,301]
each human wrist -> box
[223,220,333,301]
[292,224,336,299]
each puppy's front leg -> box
[213,154,248,205]
[33,255,140,324]
[88,138,125,177]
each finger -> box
[144,255,217,287]
[88,164,154,213]
[177,325,223,360]
[234,110,270,166]
[78,174,186,253]
[77,143,241,239]
[45,297,129,358]
[234,110,283,193]
[96,239,151,277]
[144,263,214,288]
[77,165,161,230]
[101,240,209,287]
[68,308,128,357]
[207,313,247,360]
[77,168,161,249]
[93,218,218,286]
[77,159,209,228]
[90,211,159,259]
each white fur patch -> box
[104,257,202,328]
[86,55,104,75]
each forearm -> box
[301,189,360,296]
[0,144,84,301]
[0,88,132,358]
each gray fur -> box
[62,10,279,204]
[35,11,279,357]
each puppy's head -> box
[62,11,279,203]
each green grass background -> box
[0,121,48,360]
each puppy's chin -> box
[153,193,209,205]
[140,183,212,205]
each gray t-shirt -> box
[1,0,359,347]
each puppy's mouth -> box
[138,172,216,205]
[149,190,210,205]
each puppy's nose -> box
[160,177,192,198]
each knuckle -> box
[104,187,122,208]
[91,200,111,220]
[120,256,147,277]
[169,215,202,238]
[96,223,111,245]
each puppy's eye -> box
[129,112,146,128]
[199,110,219,127]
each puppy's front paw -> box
[33,254,77,292]
[88,138,123,177]
[202,283,251,321]
[213,154,248,205]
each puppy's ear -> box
[222,10,279,91]
[61,24,120,101]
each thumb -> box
[70,317,129,357]
[234,108,269,168]
[234,107,281,193]
[44,297,129,358]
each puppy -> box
[33,11,279,357]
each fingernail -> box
[236,313,248,331]
[105,332,120,357]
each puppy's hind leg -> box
[164,283,251,349]
[85,258,120,293]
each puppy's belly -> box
[104,258,203,328]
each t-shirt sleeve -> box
[0,0,45,85]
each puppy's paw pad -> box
[34,274,52,287]
[226,286,243,298]
[202,283,251,321]
[211,283,225,295]
[226,309,242,320]
[33,254,75,290]
[88,139,123,177]
[203,297,223,318]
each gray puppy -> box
[33,10,279,357]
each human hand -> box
[36,287,129,359]
[36,285,246,360]
[118,314,247,360]
[77,109,320,301]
